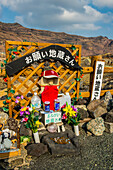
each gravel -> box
[21,129,113,170]
[0,129,112,170]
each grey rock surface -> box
[87,117,105,136]
[87,99,107,118]
[26,143,48,157]
[105,110,113,123]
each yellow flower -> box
[21,107,27,111]
[70,111,76,117]
[35,120,41,128]
[63,105,74,116]
[63,105,71,114]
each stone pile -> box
[86,91,113,135]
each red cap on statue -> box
[41,70,59,78]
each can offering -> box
[44,101,50,112]
[54,99,60,111]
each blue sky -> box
[0,0,113,39]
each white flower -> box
[29,107,33,112]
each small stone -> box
[26,143,48,157]
[105,110,113,123]
[0,112,9,125]
[104,122,113,133]
[104,91,112,102]
[87,117,105,136]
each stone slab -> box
[41,129,80,156]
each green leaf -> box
[3,107,9,112]
[3,101,6,105]
[8,48,12,51]
[13,49,17,52]
[4,60,7,64]
[1,63,4,67]
[67,119,71,124]
[76,78,80,81]
[11,55,15,59]
[25,123,30,129]
[1,69,3,73]
[76,51,79,56]
[7,96,11,99]
[10,89,15,94]
[34,115,39,122]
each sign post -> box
[91,60,105,100]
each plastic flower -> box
[16,96,20,99]
[35,120,41,128]
[62,114,67,119]
[21,107,27,112]
[28,107,33,112]
[63,105,75,116]
[61,103,66,109]
[71,106,78,112]
[22,117,28,122]
[62,103,80,126]
[63,104,72,114]
[15,99,19,104]
[21,95,24,100]
[20,111,24,116]
[25,111,30,115]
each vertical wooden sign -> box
[91,60,105,100]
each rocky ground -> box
[13,130,113,170]
[0,128,113,170]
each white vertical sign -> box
[91,61,105,100]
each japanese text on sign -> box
[44,112,61,125]
[91,61,105,100]
[25,49,75,67]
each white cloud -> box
[15,16,24,25]
[66,24,101,32]
[0,0,113,34]
[92,0,113,8]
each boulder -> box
[107,99,113,111]
[26,143,48,157]
[104,110,113,123]
[87,99,107,118]
[77,108,89,120]
[87,117,105,136]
